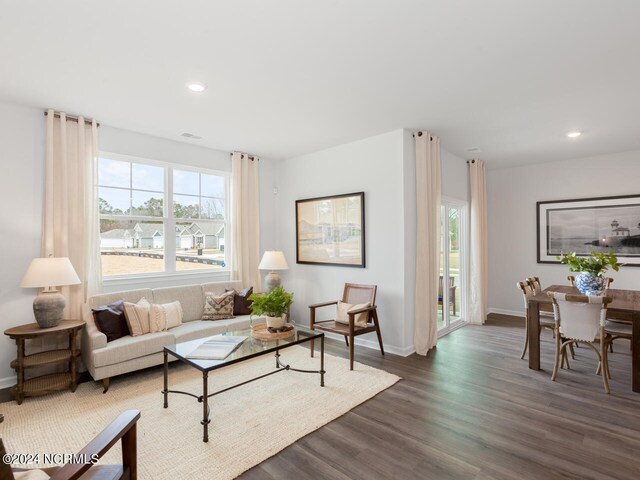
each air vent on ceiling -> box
[465,146,481,153]
[180,132,202,140]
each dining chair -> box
[309,283,383,370]
[548,292,614,393]
[567,275,627,352]
[517,281,556,359]
[438,276,457,316]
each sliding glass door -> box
[438,198,467,334]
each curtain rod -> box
[412,131,433,141]
[44,111,100,127]
[467,159,477,164]
[229,152,258,161]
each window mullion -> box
[165,166,176,274]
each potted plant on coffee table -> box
[556,250,619,296]
[248,286,294,328]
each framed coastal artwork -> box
[295,192,365,267]
[537,194,640,266]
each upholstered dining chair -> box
[309,283,383,370]
[0,410,140,480]
[517,281,557,360]
[527,276,580,356]
[566,275,628,352]
[547,292,613,393]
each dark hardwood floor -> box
[241,314,640,480]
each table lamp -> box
[20,257,81,328]
[258,251,289,291]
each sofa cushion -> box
[203,291,235,320]
[169,320,229,343]
[149,301,183,332]
[88,289,154,309]
[92,331,175,368]
[123,298,152,336]
[153,285,204,322]
[92,300,130,342]
[226,287,254,315]
[201,281,243,296]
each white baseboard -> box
[488,307,525,318]
[322,331,416,357]
[0,376,15,390]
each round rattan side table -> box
[4,319,85,404]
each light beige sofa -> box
[81,281,263,392]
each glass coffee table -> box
[162,324,325,442]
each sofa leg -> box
[102,377,110,394]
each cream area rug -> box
[1,346,400,479]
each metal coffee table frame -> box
[162,327,325,442]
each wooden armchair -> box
[0,410,140,480]
[309,283,384,370]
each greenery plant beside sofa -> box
[248,286,293,327]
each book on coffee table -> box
[186,335,248,360]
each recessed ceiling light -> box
[566,131,582,138]
[186,82,207,93]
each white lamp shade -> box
[258,251,289,271]
[20,257,81,288]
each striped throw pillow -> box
[123,297,151,336]
[149,301,184,332]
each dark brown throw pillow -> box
[92,300,130,342]
[225,287,254,315]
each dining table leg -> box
[633,312,640,393]
[528,299,541,370]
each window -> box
[98,153,229,278]
[438,198,468,334]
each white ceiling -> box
[1,0,640,168]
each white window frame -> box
[97,152,231,284]
[438,196,469,337]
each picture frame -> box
[537,194,640,266]
[296,192,365,267]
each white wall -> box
[276,129,468,355]
[487,150,640,315]
[0,101,45,386]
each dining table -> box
[528,285,640,392]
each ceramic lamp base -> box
[33,290,65,328]
[264,271,281,292]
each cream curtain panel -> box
[230,152,261,290]
[43,110,101,320]
[414,132,441,355]
[469,159,488,325]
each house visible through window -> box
[97,153,229,278]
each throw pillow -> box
[225,286,254,315]
[92,300,130,342]
[202,290,235,320]
[335,301,371,327]
[149,301,184,332]
[123,297,151,336]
